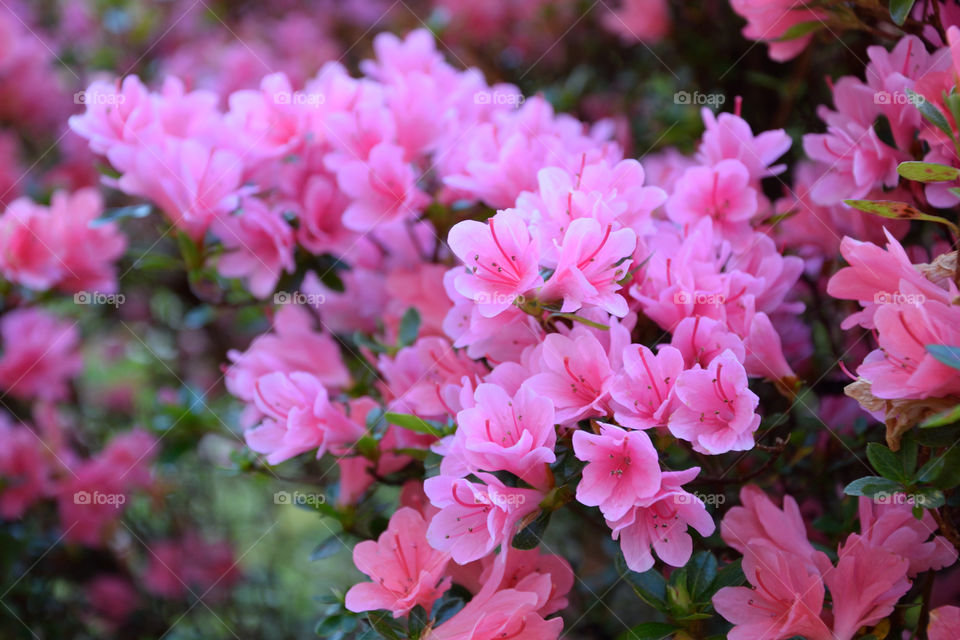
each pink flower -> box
[668,350,760,454]
[212,197,295,299]
[608,467,715,572]
[669,316,745,369]
[573,423,661,521]
[245,371,364,465]
[336,142,430,231]
[697,109,791,181]
[744,312,797,382]
[525,331,615,424]
[602,0,670,44]
[67,75,158,155]
[446,383,557,489]
[713,541,833,640]
[0,309,82,402]
[858,496,958,576]
[825,534,911,640]
[478,548,574,616]
[87,575,138,627]
[424,473,542,564]
[448,209,544,318]
[294,174,354,255]
[730,0,826,62]
[0,417,50,519]
[666,160,757,247]
[929,605,960,640]
[143,534,241,600]
[610,344,684,429]
[540,219,636,317]
[345,507,451,618]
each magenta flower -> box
[572,423,661,521]
[610,344,684,429]
[608,467,715,572]
[525,332,614,424]
[668,349,760,454]
[424,473,542,565]
[540,218,636,317]
[345,508,451,618]
[448,209,543,318]
[0,308,82,403]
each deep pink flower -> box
[602,0,670,44]
[610,344,684,429]
[345,507,451,618]
[87,575,138,627]
[213,197,295,299]
[525,331,614,424]
[573,423,661,521]
[929,606,960,640]
[669,316,745,369]
[858,496,958,576]
[143,534,241,601]
[666,160,757,247]
[448,209,544,318]
[669,350,760,454]
[730,0,826,62]
[608,467,715,572]
[0,309,82,403]
[0,417,51,519]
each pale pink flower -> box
[448,209,544,318]
[609,467,715,572]
[0,309,82,403]
[858,496,958,576]
[697,109,791,181]
[669,349,760,454]
[336,142,430,231]
[744,312,797,382]
[345,507,451,618]
[610,344,684,429]
[525,331,614,424]
[573,423,661,521]
[294,174,354,255]
[212,197,295,299]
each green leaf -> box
[910,88,956,140]
[890,0,917,25]
[927,345,960,371]
[867,443,908,483]
[384,412,443,438]
[843,200,960,234]
[897,161,960,183]
[616,622,679,640]
[91,203,151,227]
[712,559,745,592]
[843,476,903,498]
[775,20,822,41]
[919,447,960,490]
[310,536,347,561]
[176,231,202,271]
[398,307,421,347]
[686,551,718,602]
[408,605,428,638]
[432,595,465,626]
[901,431,918,475]
[912,486,946,509]
[365,612,403,639]
[616,553,668,610]
[512,510,550,549]
[922,404,960,428]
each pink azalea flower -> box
[697,109,791,181]
[610,344,685,429]
[525,331,615,424]
[87,575,138,627]
[858,496,958,576]
[572,422,661,521]
[245,371,364,464]
[67,75,159,155]
[293,174,354,255]
[539,218,636,317]
[608,467,715,572]
[448,209,544,318]
[0,417,51,519]
[478,547,574,616]
[666,160,757,247]
[744,312,797,382]
[336,142,430,231]
[669,316,745,369]
[668,349,760,454]
[601,0,670,44]
[929,605,960,640]
[713,541,833,640]
[825,534,911,640]
[143,534,241,601]
[212,197,295,299]
[730,0,826,62]
[446,383,557,490]
[424,473,542,564]
[0,309,82,403]
[345,507,452,618]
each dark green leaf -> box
[921,405,960,428]
[910,89,956,140]
[686,551,718,601]
[843,476,903,498]
[912,486,946,509]
[711,559,744,592]
[432,596,465,626]
[310,536,347,561]
[398,308,421,347]
[890,0,918,25]
[921,447,960,490]
[512,510,549,549]
[927,345,960,371]
[616,552,668,610]
[616,622,679,640]
[867,443,908,482]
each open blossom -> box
[930,606,960,640]
[573,423,661,521]
[479,548,574,616]
[539,218,636,317]
[608,467,715,572]
[730,0,826,62]
[213,197,295,299]
[345,508,451,618]
[666,159,757,247]
[0,417,51,519]
[610,344,684,429]
[697,108,791,181]
[857,496,957,576]
[245,371,364,464]
[669,316,745,369]
[668,349,760,454]
[335,142,430,231]
[0,308,82,402]
[525,331,615,424]
[425,473,542,564]
[448,209,543,317]
[445,383,557,489]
